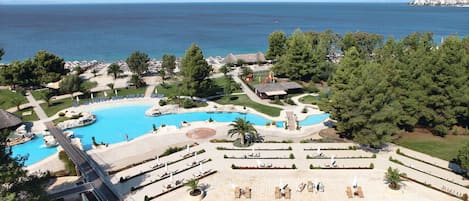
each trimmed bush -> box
[289,153,295,159]
[159,99,167,106]
[301,107,308,113]
[292,164,297,169]
[369,163,374,169]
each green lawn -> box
[214,94,282,117]
[394,131,469,162]
[299,95,320,104]
[0,90,28,110]
[31,89,49,101]
[13,107,39,122]
[40,98,74,117]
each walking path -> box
[286,111,296,131]
[26,92,48,120]
[144,85,156,98]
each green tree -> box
[126,51,149,75]
[340,32,383,57]
[266,31,287,60]
[107,83,114,91]
[73,66,83,75]
[32,50,66,84]
[107,63,123,80]
[219,65,230,76]
[0,129,49,200]
[158,69,166,84]
[11,97,23,111]
[274,29,315,81]
[180,44,213,97]
[385,167,405,190]
[40,90,54,107]
[59,74,82,95]
[162,54,176,75]
[0,48,4,61]
[130,74,146,88]
[228,117,259,145]
[185,178,201,196]
[456,142,469,177]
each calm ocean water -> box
[0,3,468,62]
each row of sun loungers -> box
[72,94,145,107]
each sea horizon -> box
[1,2,468,63]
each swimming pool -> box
[11,135,58,166]
[13,105,329,165]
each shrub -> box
[396,148,401,154]
[273,96,283,105]
[369,163,374,169]
[70,113,83,119]
[289,153,295,159]
[306,155,312,159]
[288,146,292,150]
[119,177,124,183]
[144,195,150,201]
[161,124,166,127]
[152,124,157,131]
[265,122,271,126]
[286,98,296,105]
[433,125,449,136]
[462,193,468,201]
[58,112,65,117]
[291,164,297,169]
[159,99,167,106]
[182,99,195,108]
[231,164,237,169]
[301,107,308,113]
[372,154,377,158]
[272,121,277,126]
[224,154,227,158]
[305,85,319,93]
[309,164,314,169]
[208,117,214,123]
[160,146,185,157]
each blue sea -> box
[0,3,468,63]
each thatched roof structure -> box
[0,109,22,130]
[254,82,303,94]
[223,52,266,64]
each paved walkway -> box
[286,111,296,131]
[144,85,156,98]
[26,92,48,120]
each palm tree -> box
[228,117,259,145]
[107,63,123,80]
[40,90,54,107]
[11,97,23,111]
[385,167,405,190]
[185,178,202,196]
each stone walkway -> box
[144,85,156,98]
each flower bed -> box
[231,164,297,170]
[304,146,359,151]
[306,154,376,159]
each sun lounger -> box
[297,183,306,192]
[307,181,314,192]
[235,187,241,199]
[244,187,251,199]
[357,186,364,198]
[346,186,353,198]
[275,187,281,199]
[284,187,291,199]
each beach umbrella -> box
[170,172,173,182]
[91,93,94,100]
[252,147,255,154]
[331,155,335,166]
[256,160,262,167]
[186,144,190,154]
[317,146,321,154]
[156,155,160,165]
[353,176,357,188]
[165,162,168,173]
[104,91,108,98]
[194,151,198,162]
[154,87,158,94]
[115,89,118,95]
[76,96,80,103]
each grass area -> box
[394,129,469,162]
[13,107,39,122]
[214,94,282,117]
[40,98,74,117]
[299,95,319,104]
[0,90,27,110]
[156,77,240,98]
[30,89,49,101]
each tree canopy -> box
[326,33,469,146]
[162,54,176,75]
[265,31,287,60]
[126,51,149,75]
[1,129,49,200]
[59,74,82,94]
[180,44,213,97]
[107,63,123,80]
[456,142,469,177]
[0,50,66,88]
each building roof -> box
[253,82,303,94]
[223,52,266,64]
[0,109,22,130]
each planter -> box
[189,188,205,201]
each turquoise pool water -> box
[71,105,287,150]
[13,105,329,165]
[11,135,58,166]
[299,113,330,127]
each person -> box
[125,133,129,141]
